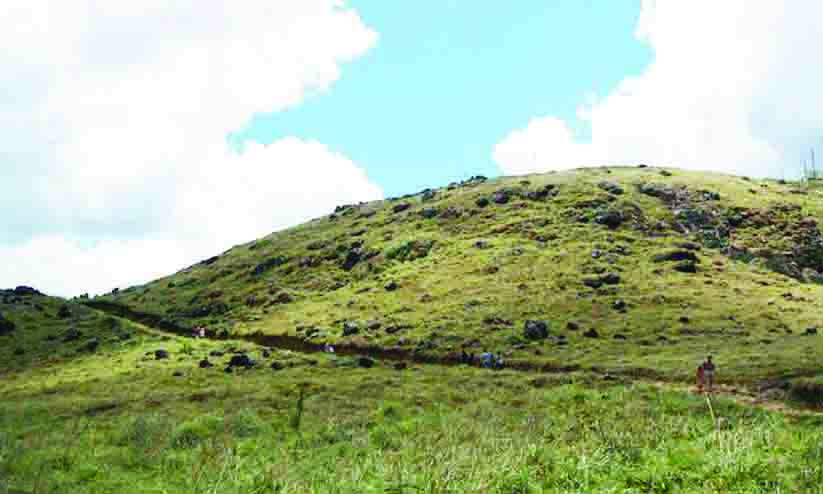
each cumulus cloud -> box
[494,1,823,178]
[0,1,382,296]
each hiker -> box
[696,363,705,392]
[481,351,493,369]
[495,353,504,370]
[702,355,716,392]
[199,327,205,338]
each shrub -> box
[170,415,225,449]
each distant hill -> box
[90,166,823,383]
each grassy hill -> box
[94,166,823,383]
[7,166,823,492]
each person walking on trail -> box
[480,351,493,369]
[696,363,705,392]
[702,355,716,392]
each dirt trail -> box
[85,300,823,417]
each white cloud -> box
[0,1,381,296]
[494,1,823,179]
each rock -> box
[342,248,363,271]
[393,202,412,214]
[270,361,285,371]
[492,190,510,204]
[172,370,184,377]
[357,356,375,368]
[613,334,627,340]
[440,206,463,219]
[700,190,721,201]
[583,328,600,338]
[804,327,819,336]
[582,277,603,289]
[613,299,627,312]
[253,256,288,275]
[679,316,690,324]
[224,366,233,374]
[228,354,255,368]
[567,321,580,331]
[674,261,698,273]
[523,320,550,340]
[420,207,439,219]
[474,240,490,249]
[342,321,360,336]
[660,170,672,176]
[155,349,170,360]
[598,181,624,195]
[591,249,602,259]
[594,210,624,229]
[273,292,294,304]
[475,197,490,208]
[421,189,437,201]
[678,242,702,251]
[384,281,400,292]
[209,350,225,357]
[394,362,408,371]
[82,338,100,352]
[0,312,15,336]
[366,320,382,331]
[653,250,700,263]
[601,272,622,285]
[199,359,214,368]
[351,228,368,237]
[484,265,499,274]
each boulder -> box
[262,349,272,358]
[567,321,580,331]
[583,328,600,338]
[523,320,550,340]
[492,191,510,205]
[804,327,819,336]
[270,361,285,371]
[598,181,624,195]
[351,228,368,237]
[209,350,225,357]
[594,210,624,229]
[440,206,463,219]
[228,354,255,369]
[582,277,603,289]
[613,334,627,340]
[653,250,700,263]
[475,197,490,208]
[384,281,400,292]
[173,371,184,377]
[473,240,490,249]
[199,359,214,368]
[526,184,557,201]
[342,321,360,336]
[155,349,170,360]
[393,203,412,214]
[420,189,437,202]
[674,261,698,273]
[342,248,363,271]
[420,207,439,219]
[613,299,627,313]
[366,320,382,331]
[601,272,622,285]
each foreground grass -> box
[3,333,823,493]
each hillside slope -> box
[94,166,823,382]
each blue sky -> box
[233,1,650,197]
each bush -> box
[170,415,225,449]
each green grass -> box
[3,332,823,493]
[91,166,823,384]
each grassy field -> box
[3,323,823,493]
